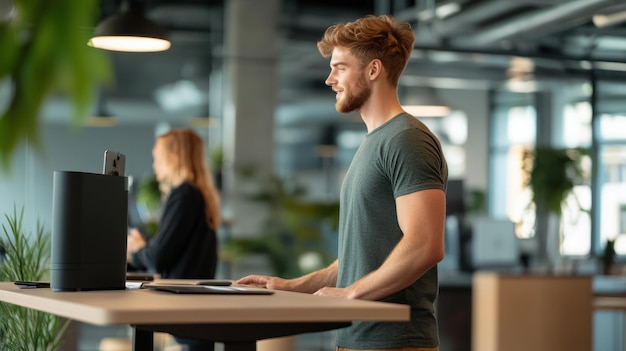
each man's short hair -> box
[317,15,415,86]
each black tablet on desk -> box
[196,280,232,286]
[126,272,155,281]
[143,284,274,295]
[14,281,50,289]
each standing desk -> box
[0,281,409,351]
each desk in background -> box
[593,276,626,351]
[0,281,408,351]
[472,272,592,351]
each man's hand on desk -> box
[237,275,348,298]
[313,287,354,298]
[236,275,293,291]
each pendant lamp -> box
[87,94,117,127]
[88,0,171,52]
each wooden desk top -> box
[0,281,409,326]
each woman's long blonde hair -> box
[155,129,221,230]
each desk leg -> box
[223,341,256,351]
[134,321,349,351]
[132,327,154,351]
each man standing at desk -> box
[238,14,447,351]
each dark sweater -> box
[130,182,217,279]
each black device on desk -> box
[50,151,128,292]
[143,284,273,295]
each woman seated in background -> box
[127,128,221,350]
[127,128,221,278]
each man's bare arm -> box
[237,259,339,293]
[315,189,445,300]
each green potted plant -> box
[222,172,339,278]
[602,238,616,275]
[521,147,588,264]
[135,173,162,238]
[0,206,71,350]
[209,145,224,190]
[522,147,587,216]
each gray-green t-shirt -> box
[336,113,448,349]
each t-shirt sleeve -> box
[385,128,447,198]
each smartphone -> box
[14,281,50,289]
[102,150,126,176]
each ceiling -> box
[43,0,626,126]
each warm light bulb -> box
[88,36,171,52]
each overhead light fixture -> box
[505,76,538,93]
[401,87,451,117]
[188,116,219,129]
[417,1,461,21]
[436,2,461,19]
[88,0,171,52]
[86,94,117,127]
[593,11,626,28]
[316,125,337,158]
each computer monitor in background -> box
[471,218,519,271]
[446,179,466,217]
[441,179,467,271]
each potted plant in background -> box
[134,173,163,238]
[522,147,588,269]
[0,206,70,350]
[602,238,616,275]
[221,170,339,278]
[209,145,224,190]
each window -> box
[489,89,592,256]
[489,93,536,236]
[421,111,468,179]
[597,118,626,255]
[595,79,626,256]
[559,101,592,256]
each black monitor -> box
[446,179,466,217]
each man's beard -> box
[336,74,371,113]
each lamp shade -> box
[88,0,171,52]
[401,86,450,117]
[87,94,117,127]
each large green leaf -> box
[0,0,112,172]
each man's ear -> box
[368,59,383,80]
